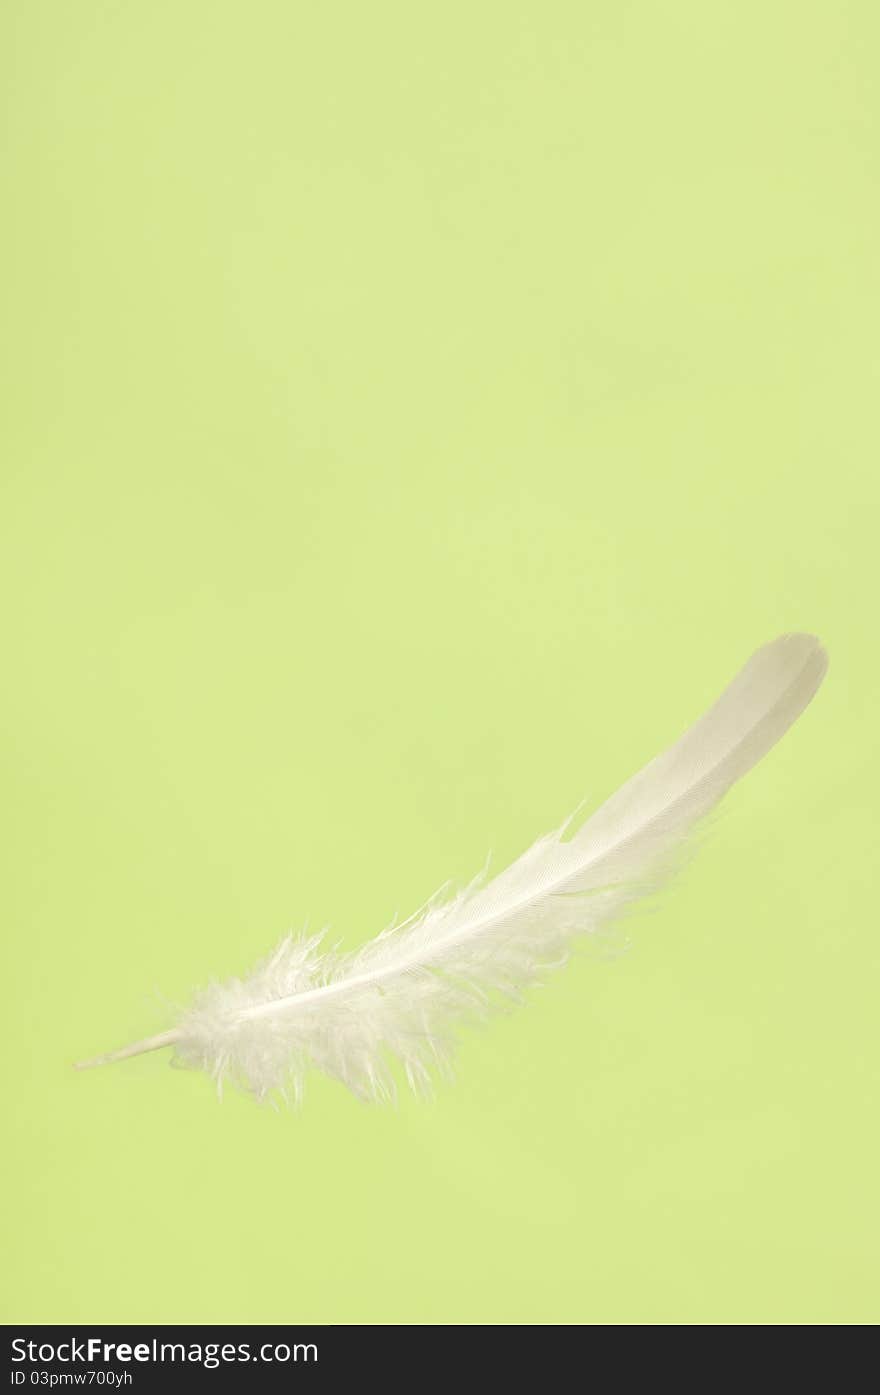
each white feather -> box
[75,633,827,1103]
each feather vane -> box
[76,634,827,1103]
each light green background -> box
[2,2,877,1325]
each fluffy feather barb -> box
[76,634,827,1103]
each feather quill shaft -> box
[75,633,827,1102]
